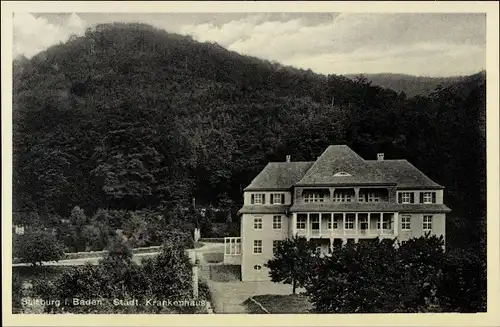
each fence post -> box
[192,259,199,299]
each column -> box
[355,213,359,242]
[354,188,360,202]
[319,213,322,236]
[394,212,399,237]
[306,213,310,240]
[330,214,334,237]
[367,213,371,235]
[379,213,383,237]
[292,213,297,237]
[342,213,346,236]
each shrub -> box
[305,235,446,313]
[13,228,65,266]
[437,248,486,312]
[12,271,24,313]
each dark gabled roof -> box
[296,145,393,186]
[290,203,451,213]
[368,160,443,189]
[238,205,290,215]
[244,162,315,191]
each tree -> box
[13,228,65,266]
[122,211,150,248]
[62,206,89,252]
[304,235,445,313]
[82,221,111,251]
[264,236,320,294]
[141,241,193,307]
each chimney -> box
[377,153,384,161]
[286,155,291,163]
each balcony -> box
[296,187,392,205]
[293,212,397,240]
[297,228,394,239]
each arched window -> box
[333,172,351,177]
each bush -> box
[12,271,24,313]
[305,235,445,313]
[31,237,200,313]
[160,228,194,250]
[437,248,486,312]
[13,228,65,266]
[203,222,239,238]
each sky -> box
[12,12,486,77]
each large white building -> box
[224,145,450,281]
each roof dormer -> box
[333,171,352,177]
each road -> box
[12,242,225,267]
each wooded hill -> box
[345,72,485,98]
[13,23,486,250]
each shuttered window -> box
[271,193,285,204]
[399,192,413,204]
[252,194,265,205]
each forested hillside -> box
[13,23,486,251]
[344,73,482,98]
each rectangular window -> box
[271,193,284,205]
[401,192,412,204]
[333,213,343,229]
[383,216,391,229]
[304,193,324,203]
[423,215,433,231]
[422,192,433,204]
[272,215,282,229]
[401,215,411,230]
[297,214,307,229]
[253,216,262,229]
[333,192,352,202]
[377,216,392,230]
[253,240,262,254]
[345,214,355,230]
[253,193,264,204]
[367,192,380,203]
[359,214,369,230]
[272,240,280,254]
[323,213,332,229]
[310,214,320,232]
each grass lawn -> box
[247,294,312,313]
[203,252,224,263]
[208,265,241,282]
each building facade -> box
[226,145,451,281]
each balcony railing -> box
[297,228,394,239]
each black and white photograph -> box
[2,1,499,326]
